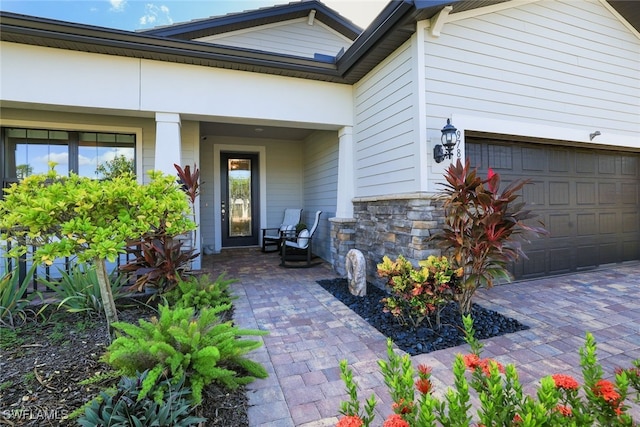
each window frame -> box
[1,124,142,191]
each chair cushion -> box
[297,229,310,248]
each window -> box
[2,127,135,188]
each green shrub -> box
[78,370,205,427]
[377,255,460,329]
[336,316,640,426]
[103,304,268,403]
[0,263,38,327]
[164,273,236,312]
[39,263,127,314]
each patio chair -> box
[261,208,303,252]
[280,210,322,268]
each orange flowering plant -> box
[336,316,639,426]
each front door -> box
[220,152,260,247]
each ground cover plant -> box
[0,272,261,426]
[1,162,266,425]
[335,316,640,426]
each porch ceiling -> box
[200,122,317,141]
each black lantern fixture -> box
[434,118,460,163]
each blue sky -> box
[0,0,387,31]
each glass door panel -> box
[220,152,259,247]
[228,158,252,237]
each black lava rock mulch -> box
[317,279,529,356]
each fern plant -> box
[103,304,268,403]
[164,273,237,312]
[77,370,205,427]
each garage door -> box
[467,137,640,280]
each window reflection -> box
[2,128,135,182]
[228,159,252,237]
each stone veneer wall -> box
[330,193,445,287]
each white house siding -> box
[139,60,353,128]
[353,40,418,198]
[423,0,639,190]
[0,43,142,111]
[0,42,353,132]
[301,130,339,261]
[195,19,352,59]
[199,140,216,253]
[263,139,304,225]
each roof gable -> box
[193,17,353,60]
[140,0,361,42]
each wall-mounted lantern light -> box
[434,118,460,163]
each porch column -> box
[336,126,354,218]
[331,126,356,276]
[154,112,182,175]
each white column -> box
[336,126,354,218]
[154,112,182,175]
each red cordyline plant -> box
[432,159,548,315]
[336,316,640,427]
[175,163,200,246]
[174,163,200,206]
[120,223,198,294]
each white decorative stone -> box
[345,249,366,296]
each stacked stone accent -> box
[329,217,357,276]
[331,193,445,287]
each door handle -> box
[221,201,226,221]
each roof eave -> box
[140,0,362,41]
[0,12,347,83]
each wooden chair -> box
[280,210,322,268]
[261,208,302,252]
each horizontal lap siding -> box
[303,131,339,261]
[263,140,304,225]
[354,41,418,197]
[196,19,352,58]
[425,0,639,133]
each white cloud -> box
[32,152,69,174]
[109,0,127,12]
[324,0,387,28]
[139,3,173,27]
[79,148,133,166]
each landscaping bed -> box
[0,298,248,426]
[318,278,529,356]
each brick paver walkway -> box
[203,249,640,426]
